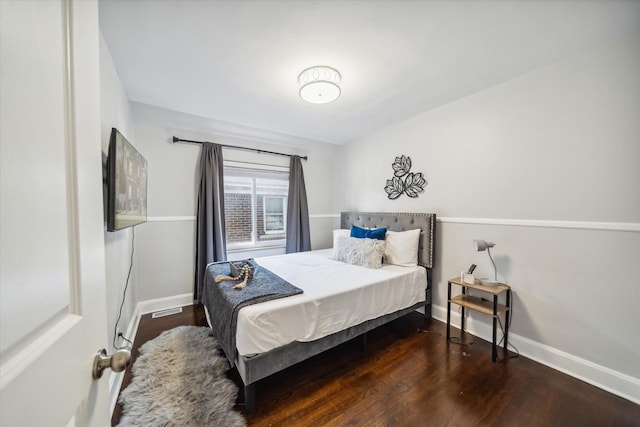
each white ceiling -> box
[99,0,640,146]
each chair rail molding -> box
[438,217,639,232]
[146,215,639,232]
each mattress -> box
[235,248,427,356]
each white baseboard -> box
[135,293,194,315]
[108,293,196,416]
[432,304,640,405]
[108,302,142,417]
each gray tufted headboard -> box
[340,212,436,269]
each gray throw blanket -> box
[201,259,303,367]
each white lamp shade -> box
[474,239,495,251]
[474,239,499,284]
[298,66,341,104]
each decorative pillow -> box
[332,236,385,269]
[350,225,387,240]
[384,229,421,267]
[332,229,350,248]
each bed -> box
[203,211,436,413]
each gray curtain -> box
[285,155,311,253]
[194,142,226,302]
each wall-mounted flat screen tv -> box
[107,128,148,232]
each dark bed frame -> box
[234,212,436,413]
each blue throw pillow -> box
[350,225,387,240]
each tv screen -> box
[107,128,148,232]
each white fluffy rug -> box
[117,326,246,427]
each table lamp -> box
[474,239,500,285]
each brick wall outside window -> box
[224,193,252,243]
[224,193,286,244]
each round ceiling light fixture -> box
[298,66,341,104]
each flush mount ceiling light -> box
[298,66,341,104]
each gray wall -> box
[100,33,138,349]
[335,36,640,399]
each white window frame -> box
[263,195,287,234]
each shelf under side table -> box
[450,294,509,316]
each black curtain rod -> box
[172,136,308,161]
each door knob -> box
[92,348,131,379]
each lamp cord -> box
[487,247,497,282]
[497,300,520,361]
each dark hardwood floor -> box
[112,304,640,426]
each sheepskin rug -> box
[117,326,246,427]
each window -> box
[263,196,286,233]
[223,165,288,250]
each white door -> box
[1,1,111,426]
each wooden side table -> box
[446,276,512,362]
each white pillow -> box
[384,229,421,267]
[332,229,350,248]
[332,236,385,269]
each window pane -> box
[264,196,283,214]
[223,166,288,248]
[262,195,285,234]
[224,175,252,194]
[265,214,284,231]
[256,178,288,197]
[224,190,253,244]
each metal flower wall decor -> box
[384,155,427,200]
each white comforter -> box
[235,249,427,356]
